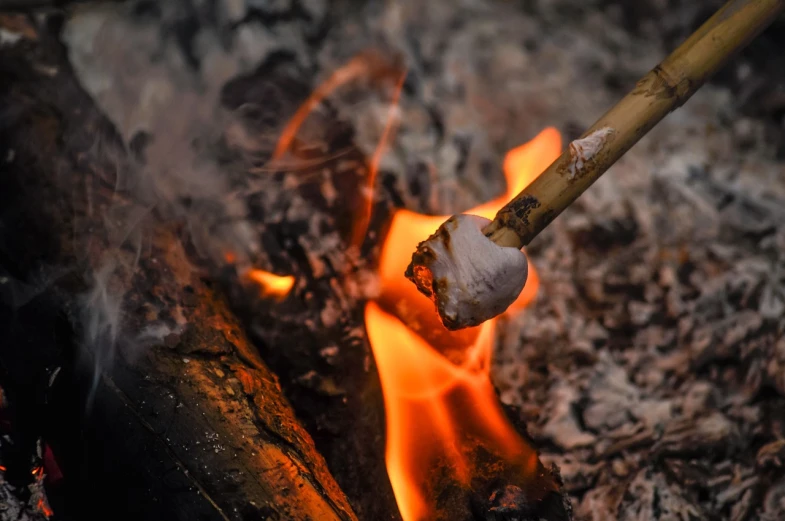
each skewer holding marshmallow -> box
[406,0,785,330]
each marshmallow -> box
[405,214,528,330]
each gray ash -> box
[3,0,784,519]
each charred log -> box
[0,15,356,521]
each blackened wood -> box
[0,15,356,521]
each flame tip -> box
[247,269,295,300]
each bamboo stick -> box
[483,0,785,249]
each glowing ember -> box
[247,269,295,301]
[367,128,562,520]
[36,497,53,518]
[31,465,54,518]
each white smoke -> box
[59,0,318,401]
[79,261,123,409]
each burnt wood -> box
[0,14,356,521]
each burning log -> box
[231,92,572,518]
[407,0,785,330]
[0,15,356,521]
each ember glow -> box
[247,269,295,301]
[366,127,562,520]
[32,466,54,518]
[36,497,53,518]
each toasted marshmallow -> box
[405,214,528,330]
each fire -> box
[273,51,404,162]
[255,53,564,519]
[225,252,294,301]
[247,269,295,301]
[350,73,405,249]
[367,127,562,520]
[271,51,406,250]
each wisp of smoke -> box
[61,1,272,407]
[78,262,122,410]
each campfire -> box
[245,120,564,520]
[367,127,563,520]
[239,52,567,519]
[2,1,785,521]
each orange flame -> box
[367,127,562,520]
[350,72,406,249]
[247,269,295,301]
[257,53,563,519]
[271,51,407,250]
[273,51,404,162]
